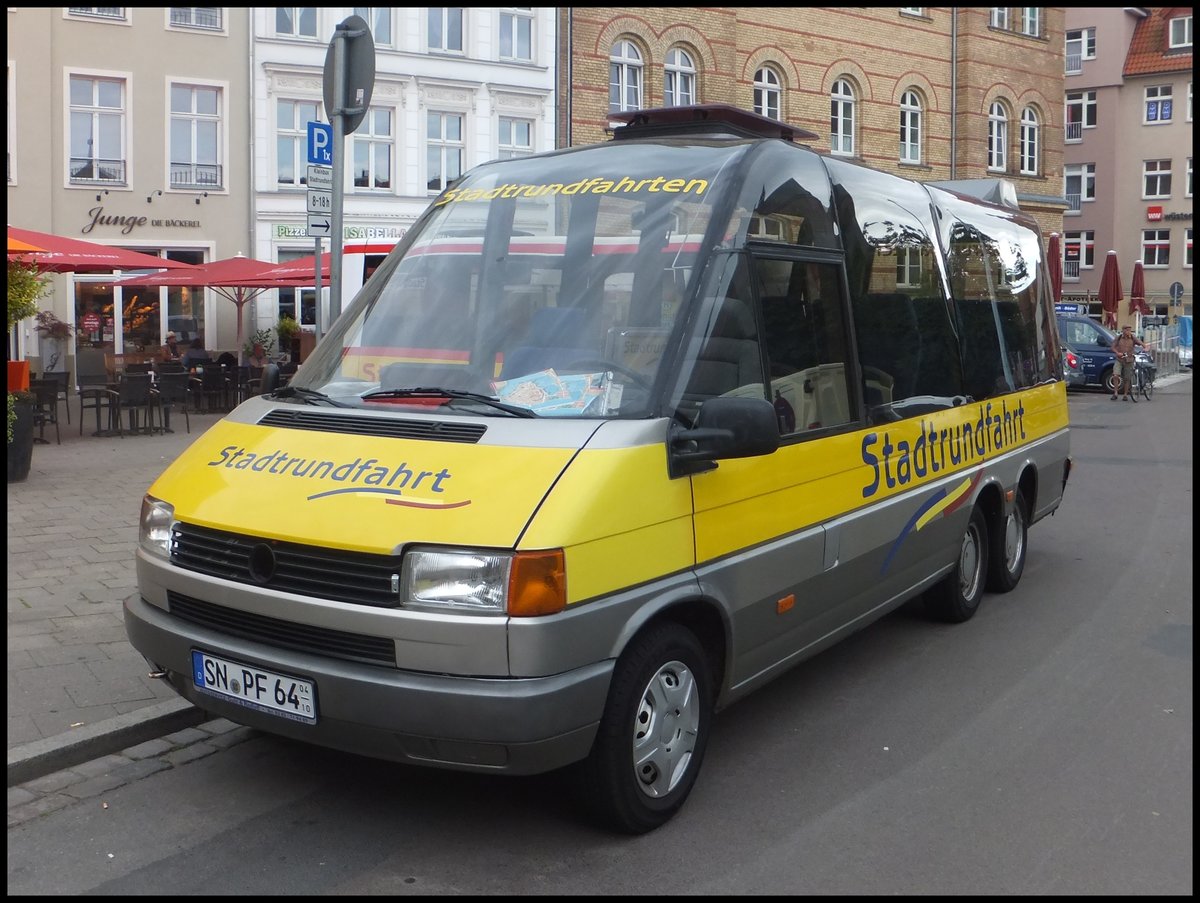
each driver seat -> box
[499,307,592,379]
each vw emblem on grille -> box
[247,543,277,584]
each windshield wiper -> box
[270,385,352,407]
[361,387,537,418]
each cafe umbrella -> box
[1129,259,1151,317]
[114,254,279,366]
[1097,250,1122,330]
[7,225,196,274]
[8,236,46,255]
[1046,232,1063,304]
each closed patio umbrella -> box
[8,225,195,274]
[1129,259,1151,316]
[1046,232,1063,305]
[1097,250,1122,330]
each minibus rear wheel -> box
[986,488,1028,593]
[580,621,713,834]
[925,506,989,623]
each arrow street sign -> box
[306,215,331,237]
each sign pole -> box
[313,236,323,342]
[330,32,346,327]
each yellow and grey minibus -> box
[126,104,1071,833]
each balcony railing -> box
[170,162,223,189]
[1064,260,1081,280]
[1065,193,1082,213]
[170,7,223,29]
[69,157,126,184]
[1065,121,1082,142]
[1065,53,1082,74]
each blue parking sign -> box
[307,121,333,165]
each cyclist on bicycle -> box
[1111,324,1146,402]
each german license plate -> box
[191,650,317,724]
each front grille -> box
[172,522,401,607]
[258,408,487,443]
[168,592,397,667]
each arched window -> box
[664,48,696,107]
[609,40,643,113]
[899,90,922,163]
[988,102,1008,172]
[1019,106,1039,175]
[831,78,855,156]
[754,66,781,121]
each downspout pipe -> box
[950,8,958,180]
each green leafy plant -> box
[276,315,300,348]
[243,327,275,358]
[8,258,50,444]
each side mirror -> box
[260,363,281,395]
[669,395,780,477]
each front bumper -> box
[124,593,611,774]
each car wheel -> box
[986,488,1027,593]
[1102,366,1119,394]
[579,621,713,834]
[925,506,989,623]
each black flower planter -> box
[7,398,35,483]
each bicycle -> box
[1134,356,1155,401]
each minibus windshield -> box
[294,141,746,417]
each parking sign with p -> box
[307,121,333,165]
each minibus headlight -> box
[402,547,566,617]
[139,496,175,560]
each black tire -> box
[986,488,1027,593]
[1141,369,1154,400]
[578,622,713,834]
[925,506,989,623]
[1102,366,1119,395]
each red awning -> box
[7,226,196,274]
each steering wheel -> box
[564,358,653,391]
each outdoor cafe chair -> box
[29,378,62,445]
[113,372,160,437]
[39,370,71,425]
[77,371,117,437]
[153,371,191,434]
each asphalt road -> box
[7,379,1192,895]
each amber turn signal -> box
[508,549,567,617]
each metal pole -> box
[330,26,346,327]
[313,236,322,342]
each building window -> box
[1185,228,1193,269]
[1020,7,1040,37]
[1065,90,1097,142]
[896,247,921,287]
[1145,85,1173,124]
[1064,163,1096,213]
[754,66,781,121]
[608,40,643,113]
[497,117,533,159]
[67,7,126,20]
[69,74,126,185]
[1141,229,1170,267]
[830,78,855,157]
[1064,27,1095,73]
[899,90,922,163]
[899,7,924,15]
[276,249,317,328]
[1063,230,1094,279]
[275,8,317,38]
[1019,106,1039,175]
[428,8,464,53]
[352,8,393,47]
[353,108,392,190]
[1169,14,1192,49]
[170,83,222,189]
[664,48,696,107]
[1187,157,1193,198]
[169,8,223,30]
[1143,160,1172,199]
[989,8,1009,30]
[987,102,1008,172]
[426,111,463,193]
[276,99,321,187]
[499,8,533,62]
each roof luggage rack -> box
[608,103,818,143]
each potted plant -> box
[34,309,77,373]
[276,315,300,360]
[8,258,49,482]
[243,327,275,362]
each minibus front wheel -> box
[579,621,714,834]
[925,506,989,623]
[987,487,1028,593]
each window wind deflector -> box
[270,385,352,407]
[361,388,538,418]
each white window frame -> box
[498,8,533,63]
[428,7,464,54]
[352,107,393,191]
[1142,159,1172,199]
[1141,229,1170,268]
[1019,106,1039,175]
[167,8,224,32]
[67,70,128,187]
[899,7,924,16]
[1144,85,1173,124]
[830,78,855,157]
[1064,27,1095,74]
[1065,90,1097,141]
[754,66,781,121]
[1184,228,1193,269]
[65,7,128,22]
[987,102,1008,172]
[664,47,696,108]
[608,40,643,113]
[899,90,921,164]
[1169,15,1192,50]
[1063,230,1095,280]
[1020,8,1040,37]
[497,116,533,160]
[352,8,393,48]
[426,110,463,194]
[1187,157,1193,198]
[275,8,317,39]
[990,8,1009,30]
[896,247,921,288]
[1063,162,1096,213]
[168,80,224,191]
[275,98,322,188]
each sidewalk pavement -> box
[7,368,1194,794]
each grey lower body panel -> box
[124,594,612,775]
